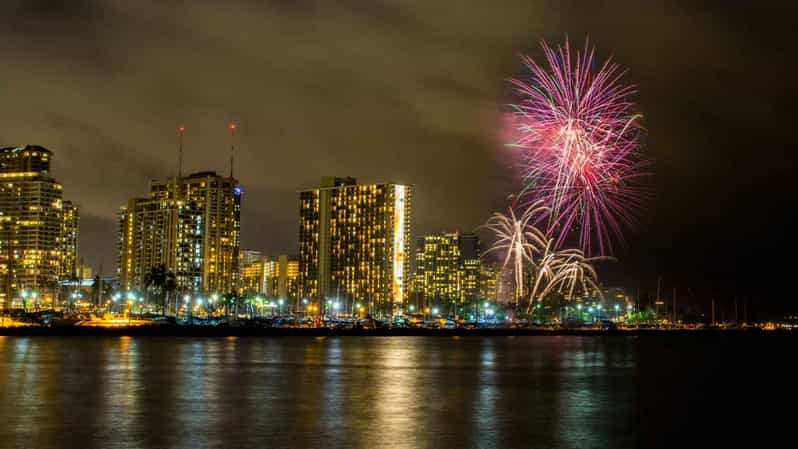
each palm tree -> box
[144,264,171,315]
[164,271,177,316]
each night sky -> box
[1,1,795,314]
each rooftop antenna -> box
[178,126,185,179]
[229,122,236,178]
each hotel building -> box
[0,145,79,306]
[116,171,240,295]
[413,231,482,309]
[298,177,411,316]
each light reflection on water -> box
[1,335,774,449]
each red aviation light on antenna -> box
[179,126,186,133]
[229,123,237,131]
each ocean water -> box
[0,334,792,448]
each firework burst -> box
[507,38,648,255]
[526,247,614,314]
[482,202,613,312]
[480,201,549,307]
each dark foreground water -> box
[0,335,793,449]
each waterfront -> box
[0,335,793,449]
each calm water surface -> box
[0,335,792,448]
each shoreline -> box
[0,325,792,337]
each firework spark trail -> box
[482,202,613,312]
[507,38,647,255]
[480,201,549,307]
[526,248,615,314]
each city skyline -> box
[0,2,795,314]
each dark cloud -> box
[0,1,795,313]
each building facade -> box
[116,197,203,293]
[479,262,501,303]
[298,177,411,316]
[117,171,240,296]
[0,145,79,307]
[265,255,299,303]
[60,200,79,279]
[239,251,267,295]
[458,233,481,304]
[412,231,482,311]
[414,233,461,306]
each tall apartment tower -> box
[414,232,461,304]
[298,177,411,316]
[60,200,80,279]
[458,232,481,303]
[0,145,79,306]
[267,255,299,302]
[117,171,240,295]
[412,231,482,310]
[116,197,203,293]
[239,250,267,295]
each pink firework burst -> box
[507,38,649,255]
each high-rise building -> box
[479,262,501,303]
[414,232,461,305]
[412,231,482,310]
[458,233,481,303]
[0,145,79,307]
[116,197,204,293]
[298,177,411,316]
[60,200,79,279]
[264,255,299,303]
[239,254,267,295]
[117,171,240,295]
